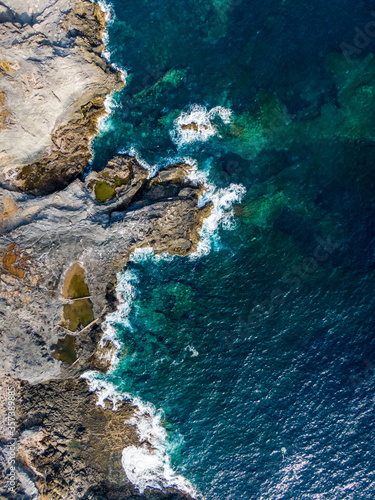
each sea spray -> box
[192,182,246,257]
[96,93,122,134]
[82,373,199,497]
[171,104,232,146]
[98,246,182,359]
[171,111,247,257]
[114,149,247,258]
[98,246,179,357]
[118,146,198,179]
[185,161,246,257]
[121,411,198,496]
[117,147,167,178]
[95,0,115,23]
[98,266,139,368]
[89,0,127,134]
[101,31,128,83]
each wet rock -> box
[86,155,149,207]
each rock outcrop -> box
[0,376,195,499]
[8,378,193,499]
[0,0,123,195]
[0,155,209,383]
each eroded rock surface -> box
[0,0,123,194]
[0,154,208,499]
[0,154,209,382]
[0,377,195,499]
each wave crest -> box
[81,375,199,497]
[171,104,232,147]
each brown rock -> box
[85,155,149,206]
[0,0,124,195]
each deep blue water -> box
[92,0,375,498]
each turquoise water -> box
[91,0,375,498]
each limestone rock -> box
[0,0,124,195]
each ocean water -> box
[88,0,375,498]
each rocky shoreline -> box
[0,1,208,498]
[0,0,123,195]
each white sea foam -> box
[87,3,130,92]
[98,267,139,368]
[121,444,196,495]
[82,374,199,497]
[171,104,232,147]
[117,147,197,179]
[185,345,199,357]
[82,247,200,497]
[82,374,123,409]
[90,0,127,135]
[113,62,128,83]
[117,147,156,178]
[130,245,189,264]
[101,30,128,83]
[184,161,246,258]
[115,150,246,259]
[96,93,120,133]
[193,182,246,258]
[89,1,127,86]
[96,0,115,23]
[122,410,197,495]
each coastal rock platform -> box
[0,0,123,195]
[0,1,205,498]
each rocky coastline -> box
[0,0,123,195]
[0,1,208,498]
